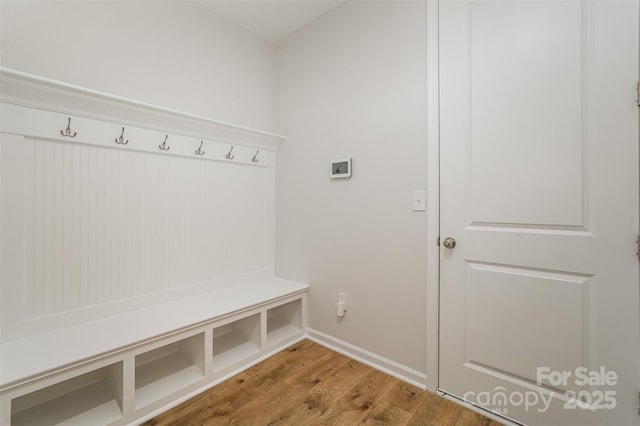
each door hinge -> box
[636,81,640,107]
[636,236,640,261]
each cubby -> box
[212,314,261,373]
[11,362,123,426]
[266,299,302,347]
[134,333,204,409]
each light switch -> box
[413,190,426,211]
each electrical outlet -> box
[339,292,348,311]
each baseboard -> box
[305,328,428,390]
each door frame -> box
[425,0,440,393]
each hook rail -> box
[54,121,269,164]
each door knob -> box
[443,237,456,249]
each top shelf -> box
[0,68,286,151]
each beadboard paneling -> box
[2,134,269,338]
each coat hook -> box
[60,117,77,137]
[159,134,170,151]
[195,141,205,156]
[115,127,128,145]
[226,146,235,160]
[252,150,260,163]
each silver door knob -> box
[443,237,456,249]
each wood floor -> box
[143,339,503,426]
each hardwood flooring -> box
[143,339,503,426]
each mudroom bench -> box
[0,277,308,425]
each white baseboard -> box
[305,328,428,390]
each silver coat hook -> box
[159,134,170,151]
[252,150,260,163]
[60,117,77,137]
[115,127,128,145]
[195,141,205,156]
[226,146,235,160]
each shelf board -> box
[135,352,203,409]
[11,380,121,426]
[0,68,286,151]
[213,338,260,373]
[266,324,302,347]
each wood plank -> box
[361,399,415,425]
[143,340,500,426]
[383,381,427,415]
[407,391,464,426]
[314,369,396,425]
[226,350,349,424]
[455,409,504,426]
[315,357,371,395]
[259,385,342,425]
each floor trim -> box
[305,328,428,390]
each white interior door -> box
[439,1,640,425]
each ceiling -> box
[199,1,346,43]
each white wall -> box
[0,0,275,131]
[275,1,428,375]
[2,0,431,379]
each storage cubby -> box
[266,299,302,346]
[1,278,307,425]
[212,314,261,372]
[135,333,204,409]
[11,362,123,426]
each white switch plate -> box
[339,292,348,310]
[413,190,426,211]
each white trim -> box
[305,328,428,390]
[425,0,441,393]
[0,68,285,150]
[0,103,277,167]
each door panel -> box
[469,1,584,227]
[439,1,639,424]
[466,262,590,390]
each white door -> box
[439,1,640,425]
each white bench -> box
[0,277,308,425]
